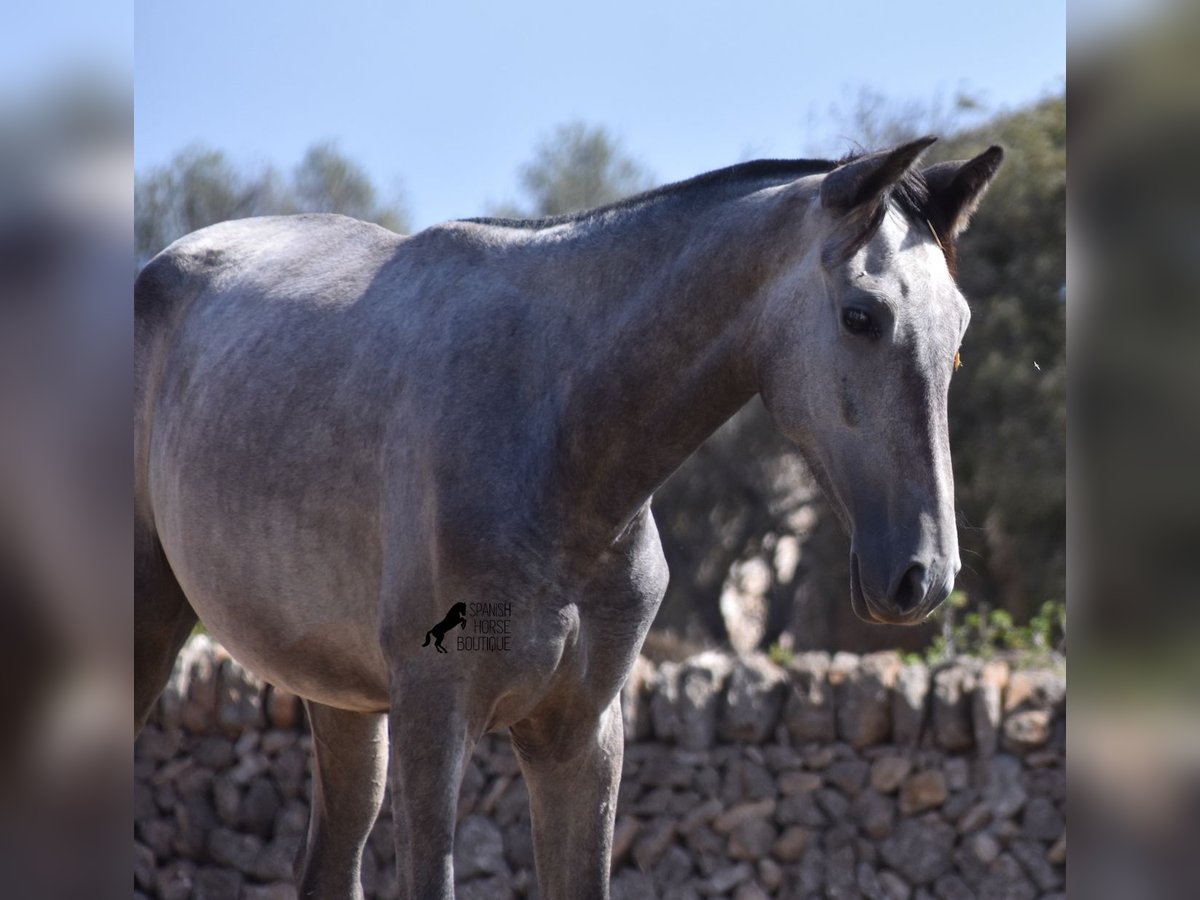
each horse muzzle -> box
[850,551,959,625]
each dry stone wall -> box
[135,637,1065,899]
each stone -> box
[612,868,656,900]
[783,652,836,743]
[728,817,776,860]
[138,724,183,762]
[973,660,1008,755]
[976,853,1036,900]
[932,663,976,751]
[899,770,948,815]
[870,755,913,794]
[942,757,969,792]
[134,840,156,891]
[1047,831,1066,865]
[454,815,509,880]
[957,800,991,833]
[969,831,1001,865]
[826,845,857,896]
[879,816,956,885]
[265,687,301,730]
[622,655,656,743]
[650,661,683,743]
[217,656,265,733]
[155,859,196,900]
[857,862,884,900]
[734,883,770,900]
[137,817,176,858]
[771,825,812,863]
[652,844,694,886]
[757,857,783,892]
[1002,709,1053,752]
[212,775,241,827]
[675,652,734,751]
[793,845,826,895]
[456,874,515,900]
[836,652,901,748]
[1009,838,1062,890]
[254,834,303,882]
[192,736,236,769]
[852,788,896,839]
[814,787,850,820]
[243,885,298,900]
[274,799,310,836]
[701,862,753,894]
[193,866,244,900]
[713,798,775,834]
[1021,795,1064,840]
[827,759,870,796]
[207,826,264,871]
[720,654,789,743]
[241,778,281,836]
[611,815,641,868]
[633,817,677,870]
[1004,669,1066,714]
[722,758,776,804]
[778,769,821,795]
[683,826,725,876]
[879,869,912,900]
[677,798,724,835]
[933,873,973,900]
[776,791,827,828]
[892,662,930,746]
[983,755,1027,820]
[173,793,217,859]
[504,821,535,871]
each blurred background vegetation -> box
[136,92,1065,661]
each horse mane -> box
[462,151,950,271]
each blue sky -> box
[135,0,1064,229]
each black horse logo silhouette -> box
[422,602,467,653]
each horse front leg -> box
[514,694,624,900]
[388,676,473,900]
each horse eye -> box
[841,307,877,338]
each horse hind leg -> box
[297,702,388,900]
[134,523,197,734]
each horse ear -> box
[820,136,938,212]
[923,145,1005,241]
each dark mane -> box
[464,153,933,227]
[462,158,840,230]
[463,150,952,272]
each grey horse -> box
[134,136,1002,899]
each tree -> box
[492,121,654,217]
[135,142,409,265]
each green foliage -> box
[491,121,654,218]
[135,142,409,265]
[916,594,1066,666]
[767,641,795,667]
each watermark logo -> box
[420,602,513,653]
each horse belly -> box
[148,406,394,712]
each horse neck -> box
[539,184,810,541]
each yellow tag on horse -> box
[953,350,962,372]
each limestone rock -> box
[784,652,836,743]
[932,663,977,752]
[880,816,956,886]
[899,770,948,816]
[454,815,509,881]
[836,652,902,748]
[720,654,789,744]
[892,662,930,746]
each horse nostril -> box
[892,564,928,613]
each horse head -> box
[757,137,1003,625]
